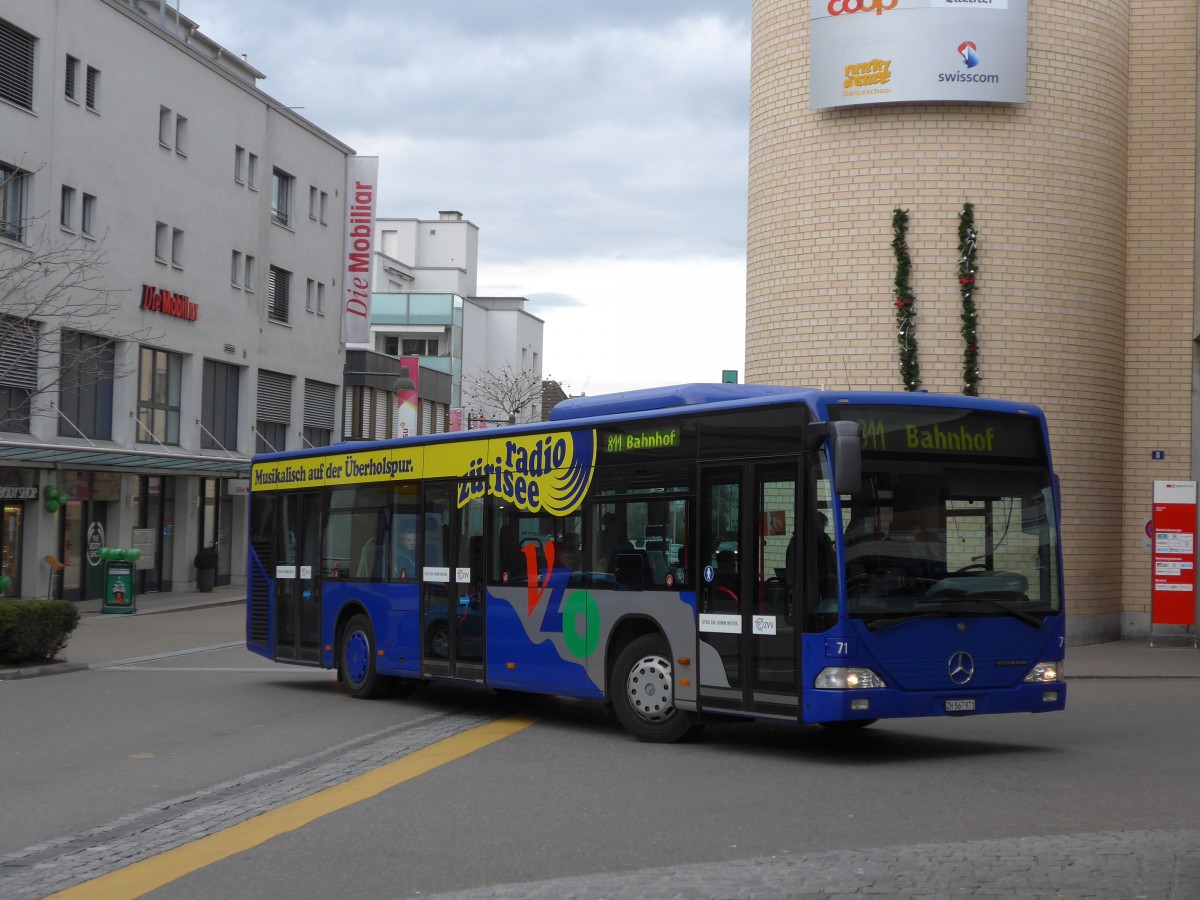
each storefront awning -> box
[0,439,250,478]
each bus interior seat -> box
[356,538,379,579]
[613,553,644,590]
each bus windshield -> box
[827,398,1063,631]
[840,460,1060,628]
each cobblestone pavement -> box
[425,829,1200,899]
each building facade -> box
[745,0,1197,642]
[356,212,546,430]
[0,0,352,599]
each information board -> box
[1152,481,1197,626]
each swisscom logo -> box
[938,39,999,84]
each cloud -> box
[192,2,751,264]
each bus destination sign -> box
[829,407,1044,461]
[605,426,681,454]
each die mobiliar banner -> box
[340,155,378,344]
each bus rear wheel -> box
[340,614,394,700]
[611,634,701,743]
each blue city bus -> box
[246,384,1066,741]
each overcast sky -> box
[192,1,751,398]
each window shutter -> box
[257,370,292,424]
[0,22,34,110]
[0,316,38,390]
[303,379,336,431]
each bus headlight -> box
[1023,661,1062,683]
[814,667,886,690]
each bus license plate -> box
[945,698,976,712]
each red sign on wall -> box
[1152,481,1197,626]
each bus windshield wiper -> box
[865,611,951,631]
[932,594,1044,627]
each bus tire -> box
[340,614,393,700]
[611,634,701,743]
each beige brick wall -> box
[1121,0,1196,625]
[748,0,1196,636]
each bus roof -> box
[252,383,1046,464]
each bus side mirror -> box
[806,420,861,495]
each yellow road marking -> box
[49,715,539,900]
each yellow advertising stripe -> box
[49,715,539,900]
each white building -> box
[0,0,352,599]
[357,212,546,429]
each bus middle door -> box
[275,491,322,664]
[420,482,485,682]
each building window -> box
[403,338,438,356]
[231,250,242,287]
[247,153,258,189]
[85,65,99,111]
[244,254,256,292]
[306,278,315,313]
[0,384,31,432]
[271,168,292,226]
[344,385,394,441]
[81,193,95,236]
[383,336,399,356]
[0,20,35,111]
[316,282,325,315]
[158,106,172,146]
[234,146,245,183]
[174,115,188,155]
[256,369,292,453]
[136,346,182,445]
[0,314,37,433]
[59,331,114,440]
[155,222,168,262]
[319,191,328,224]
[171,228,184,268]
[0,163,29,243]
[268,266,291,323]
[302,379,336,448]
[309,185,318,220]
[201,359,239,451]
[60,185,75,229]
[64,55,78,102]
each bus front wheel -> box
[611,634,702,743]
[340,614,394,700]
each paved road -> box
[1,592,1197,898]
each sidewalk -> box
[2,586,1199,679]
[1,583,246,679]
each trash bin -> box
[102,558,136,615]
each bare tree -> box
[0,222,156,429]
[463,366,547,427]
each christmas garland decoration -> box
[891,208,921,391]
[958,203,980,396]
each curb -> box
[0,662,89,681]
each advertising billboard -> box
[340,156,379,344]
[809,0,1027,109]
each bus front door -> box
[420,482,485,682]
[698,462,800,720]
[275,492,322,664]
